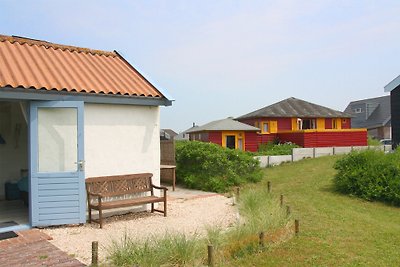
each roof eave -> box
[0,86,173,106]
[384,75,400,92]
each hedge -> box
[333,149,400,205]
[175,141,263,192]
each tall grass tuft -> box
[108,186,291,266]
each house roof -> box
[384,75,400,92]
[344,95,391,129]
[161,129,178,137]
[237,97,351,119]
[187,118,259,133]
[0,35,165,99]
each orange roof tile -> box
[0,35,164,98]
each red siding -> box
[208,131,222,145]
[277,132,305,147]
[245,132,259,152]
[277,130,367,147]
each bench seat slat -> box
[90,196,165,210]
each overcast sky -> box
[1,0,399,132]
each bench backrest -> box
[85,173,153,197]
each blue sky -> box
[1,0,399,131]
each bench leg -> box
[164,198,167,217]
[88,206,92,223]
[99,208,103,229]
[151,203,154,213]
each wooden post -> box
[286,205,291,216]
[267,181,271,193]
[295,219,299,235]
[208,244,214,267]
[259,231,265,248]
[280,194,283,207]
[236,187,240,199]
[92,241,98,266]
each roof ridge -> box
[0,34,117,57]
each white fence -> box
[256,145,392,168]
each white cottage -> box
[0,35,172,232]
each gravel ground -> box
[41,189,237,265]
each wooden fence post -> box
[295,219,299,235]
[92,241,98,266]
[280,194,284,207]
[236,187,240,199]
[267,181,271,193]
[259,231,265,248]
[286,205,291,216]
[208,244,214,267]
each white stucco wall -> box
[84,103,160,186]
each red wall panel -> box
[208,131,222,145]
[245,132,259,152]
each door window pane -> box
[226,136,236,149]
[38,108,77,172]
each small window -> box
[353,108,362,113]
[332,119,338,129]
[262,122,269,133]
[302,119,316,129]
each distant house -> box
[237,97,367,148]
[0,35,172,232]
[160,129,178,140]
[384,75,400,147]
[186,118,259,151]
[175,124,198,141]
[344,96,391,140]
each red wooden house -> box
[186,118,260,151]
[237,97,367,150]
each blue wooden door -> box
[30,101,85,227]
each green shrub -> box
[367,136,381,146]
[175,141,263,192]
[333,149,400,205]
[257,141,300,155]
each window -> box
[332,119,338,129]
[262,122,269,133]
[353,108,362,113]
[302,119,316,129]
[225,135,236,149]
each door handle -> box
[74,160,85,171]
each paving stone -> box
[0,229,85,267]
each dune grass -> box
[228,156,400,266]
[107,186,289,266]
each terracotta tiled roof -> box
[0,35,164,98]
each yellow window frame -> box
[221,131,245,150]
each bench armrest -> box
[152,184,168,191]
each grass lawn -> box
[228,156,400,266]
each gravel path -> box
[41,188,237,265]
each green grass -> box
[227,156,400,266]
[368,136,381,146]
[107,187,289,266]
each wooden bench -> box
[85,173,167,228]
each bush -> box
[175,141,263,192]
[333,149,400,205]
[257,141,300,155]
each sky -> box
[1,0,399,132]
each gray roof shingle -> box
[237,97,351,119]
[344,95,390,129]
